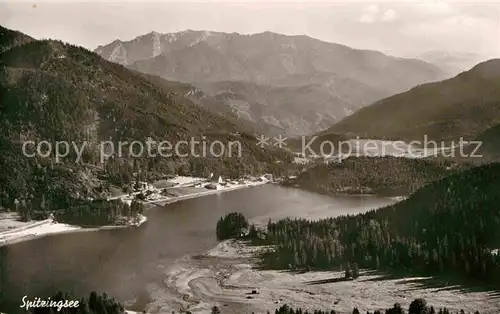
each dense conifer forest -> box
[53,199,144,226]
[216,212,250,240]
[292,156,470,196]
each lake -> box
[0,185,396,312]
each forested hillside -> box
[474,123,500,159]
[262,163,500,286]
[0,26,293,218]
[292,156,468,196]
[0,25,34,53]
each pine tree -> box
[352,262,360,278]
[345,263,352,279]
[409,298,428,314]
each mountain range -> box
[95,30,446,136]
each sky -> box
[1,1,499,58]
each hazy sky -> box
[1,1,499,58]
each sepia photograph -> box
[0,1,500,313]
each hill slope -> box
[475,123,500,158]
[0,26,293,212]
[0,25,34,53]
[95,30,446,136]
[131,73,285,136]
[195,76,387,136]
[328,59,500,142]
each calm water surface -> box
[0,185,396,312]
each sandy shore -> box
[144,240,500,314]
[0,214,148,248]
[0,219,81,247]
